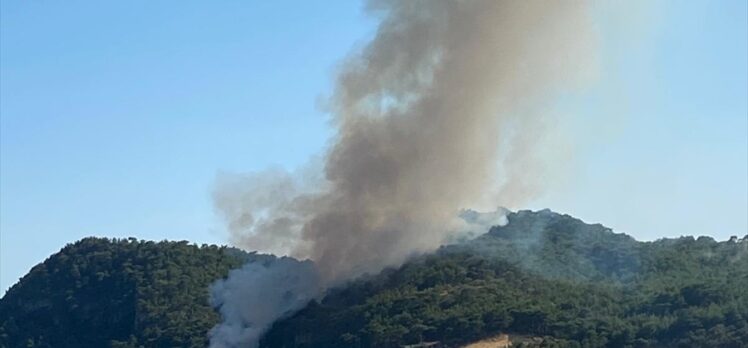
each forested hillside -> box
[262,211,748,347]
[0,238,255,348]
[1,211,746,348]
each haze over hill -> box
[0,2,745,348]
[2,0,746,306]
[208,1,600,345]
[1,210,746,347]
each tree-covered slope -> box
[0,238,252,348]
[464,209,643,282]
[1,211,746,348]
[262,211,748,348]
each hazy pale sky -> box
[1,0,746,293]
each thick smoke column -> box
[210,1,597,347]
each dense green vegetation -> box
[262,211,748,348]
[1,210,746,347]
[0,238,252,348]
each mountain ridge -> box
[1,210,746,347]
[261,211,748,347]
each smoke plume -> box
[209,257,321,348]
[210,1,598,347]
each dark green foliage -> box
[0,238,249,348]
[262,211,748,348]
[465,209,643,282]
[1,211,746,348]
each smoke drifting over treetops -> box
[210,1,598,347]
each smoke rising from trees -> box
[210,1,598,347]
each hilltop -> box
[1,210,747,347]
[0,238,259,347]
[262,211,748,347]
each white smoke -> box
[209,257,321,348]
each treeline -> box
[1,211,746,347]
[262,211,748,347]
[0,237,249,348]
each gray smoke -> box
[209,257,321,348]
[210,1,598,347]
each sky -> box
[1,0,746,294]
